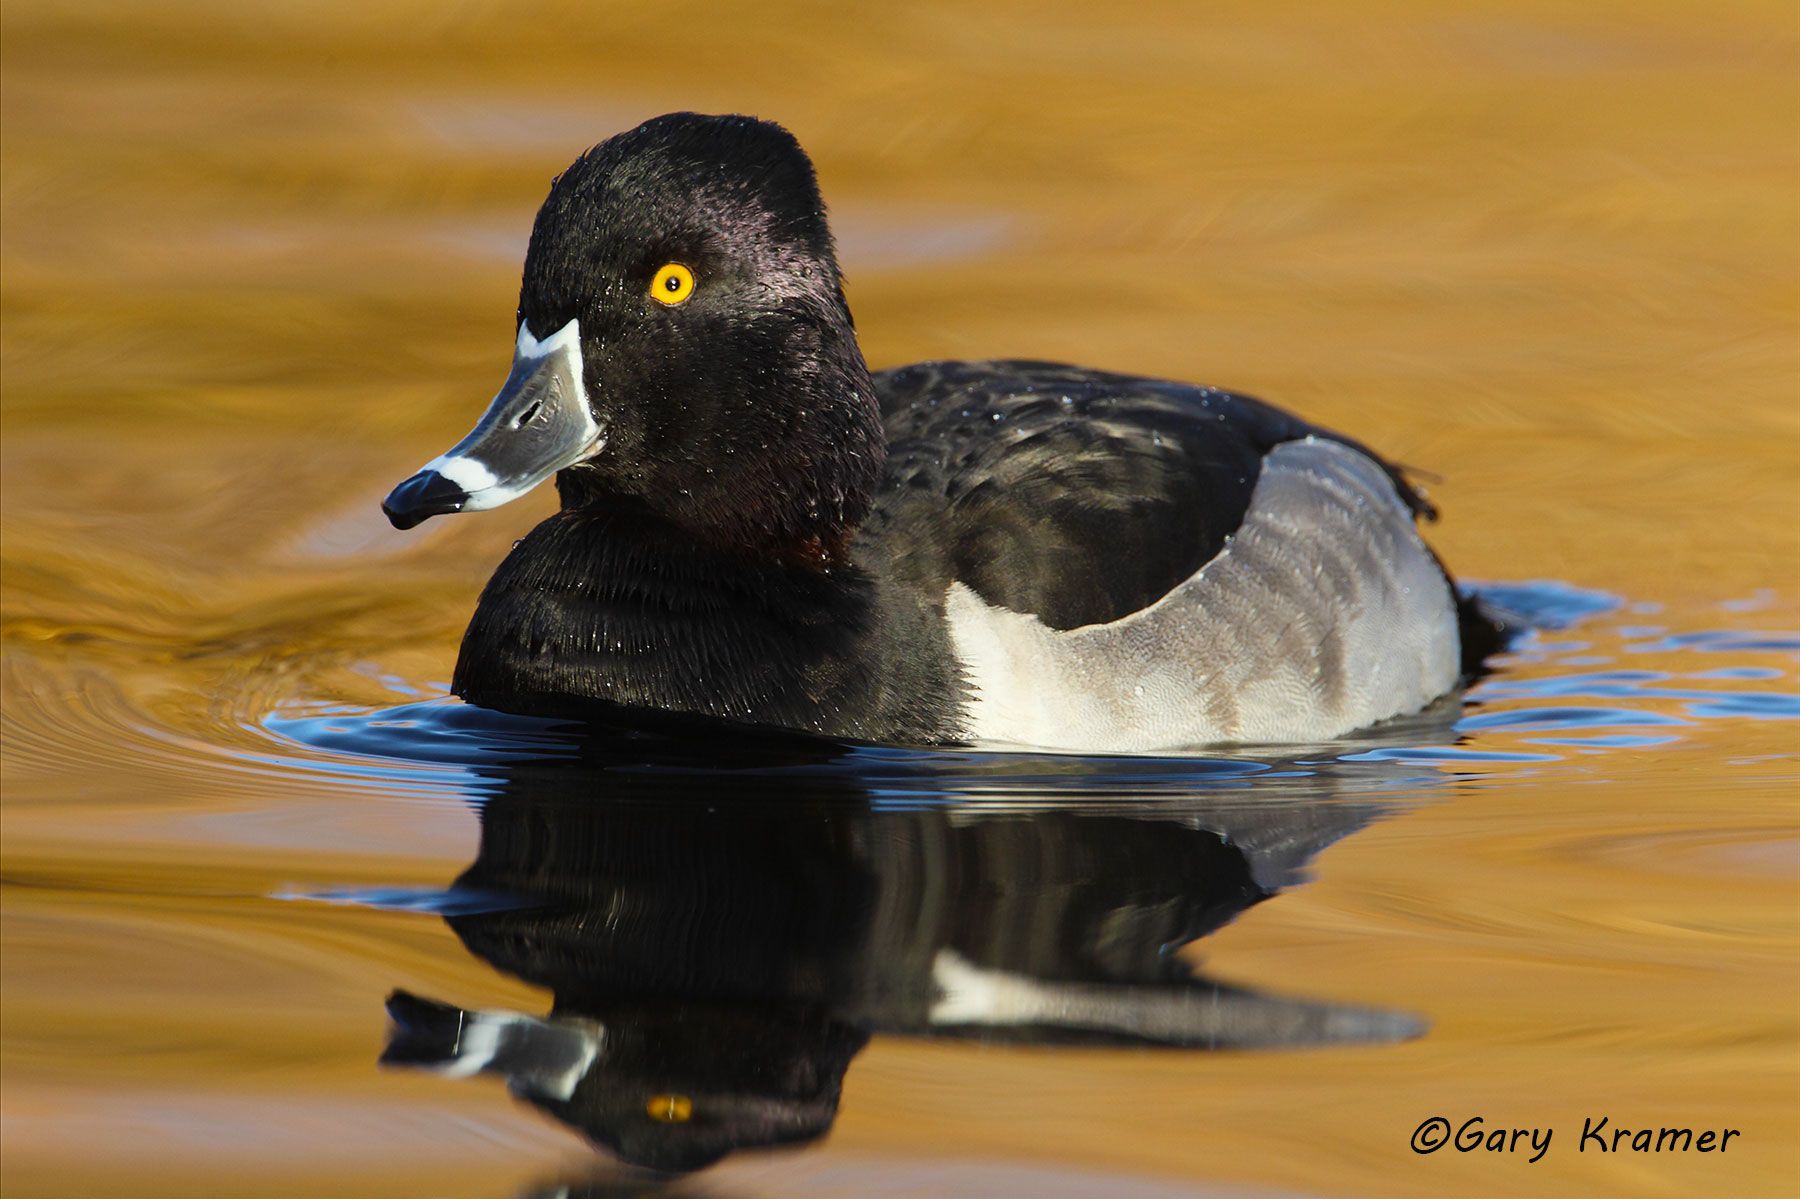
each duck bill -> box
[382,319,603,530]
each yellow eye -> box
[650,263,695,306]
[646,1094,693,1122]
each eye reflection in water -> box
[371,714,1454,1175]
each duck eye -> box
[646,1094,693,1122]
[649,263,695,307]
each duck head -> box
[382,113,883,558]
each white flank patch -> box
[929,950,1054,1026]
[947,437,1459,751]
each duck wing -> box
[869,359,1434,632]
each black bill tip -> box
[382,469,468,530]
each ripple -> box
[1465,579,1622,628]
[267,698,576,766]
[1684,692,1800,719]
[1457,706,1691,733]
[1627,630,1800,654]
[1472,675,1800,724]
[1688,667,1784,681]
[1337,745,1561,764]
[275,884,535,916]
[1522,733,1682,749]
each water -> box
[3,2,1797,1196]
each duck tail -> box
[1456,588,1523,679]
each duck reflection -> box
[382,732,1433,1173]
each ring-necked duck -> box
[382,112,1498,750]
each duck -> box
[382,112,1499,751]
